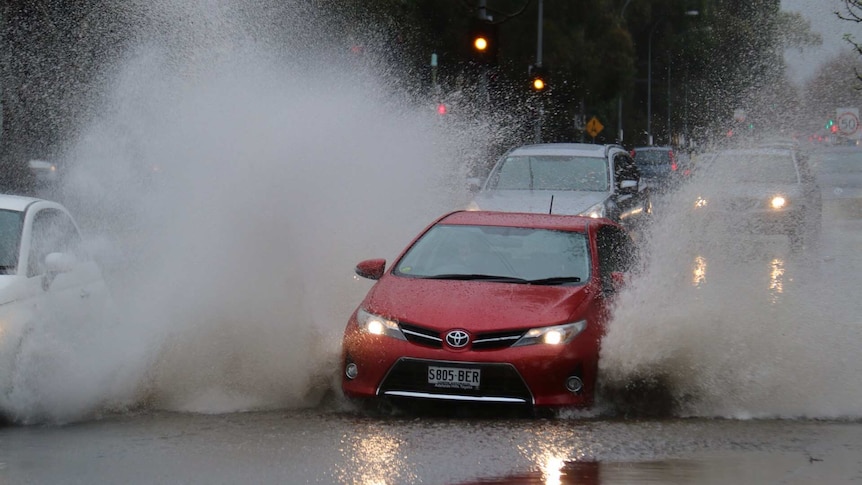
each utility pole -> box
[534,0,544,143]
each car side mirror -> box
[42,252,77,291]
[619,179,638,193]
[355,258,386,280]
[466,177,483,193]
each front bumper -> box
[341,329,600,408]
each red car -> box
[340,211,637,411]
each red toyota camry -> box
[340,211,637,410]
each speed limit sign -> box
[837,108,860,139]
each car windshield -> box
[0,209,23,274]
[813,151,862,174]
[393,223,590,283]
[486,155,609,191]
[634,149,671,165]
[707,152,799,184]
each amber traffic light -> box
[529,65,547,92]
[468,20,498,64]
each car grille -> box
[378,357,533,403]
[399,323,525,350]
[400,323,443,348]
[471,330,526,349]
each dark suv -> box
[632,146,691,192]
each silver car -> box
[468,143,651,229]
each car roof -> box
[507,143,617,157]
[437,210,614,232]
[0,193,48,212]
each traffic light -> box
[529,65,547,92]
[436,103,447,115]
[468,20,498,64]
[826,118,835,131]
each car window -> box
[488,155,609,191]
[614,154,640,185]
[28,208,86,277]
[708,152,799,184]
[634,150,671,165]
[394,224,591,282]
[0,209,24,274]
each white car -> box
[0,194,112,388]
[468,143,651,229]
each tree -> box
[837,0,862,83]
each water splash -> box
[2,0,512,422]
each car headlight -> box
[512,321,587,347]
[770,195,787,210]
[355,308,407,340]
[580,202,605,218]
[465,200,481,211]
[694,196,708,209]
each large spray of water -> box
[1,1,510,423]
[6,0,860,424]
[599,160,862,419]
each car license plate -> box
[428,366,481,389]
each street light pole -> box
[617,0,633,144]
[647,20,660,146]
[534,0,544,143]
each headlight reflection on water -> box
[769,258,785,303]
[692,256,707,287]
[337,430,415,485]
[689,254,786,302]
[540,454,566,485]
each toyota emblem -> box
[445,330,470,348]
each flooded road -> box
[1,204,861,484]
[2,409,861,484]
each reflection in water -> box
[689,254,785,303]
[540,454,566,485]
[692,256,707,287]
[337,427,414,485]
[769,258,785,303]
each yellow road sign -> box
[586,116,604,138]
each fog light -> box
[345,363,358,380]
[565,376,584,393]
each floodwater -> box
[1,407,861,483]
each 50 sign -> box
[836,108,860,139]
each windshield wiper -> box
[422,274,524,282]
[421,274,582,285]
[524,276,582,285]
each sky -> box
[781,0,859,85]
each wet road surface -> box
[1,408,861,484]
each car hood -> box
[471,190,608,215]
[361,276,593,332]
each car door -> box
[611,152,649,227]
[24,207,111,328]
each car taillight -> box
[670,151,677,171]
